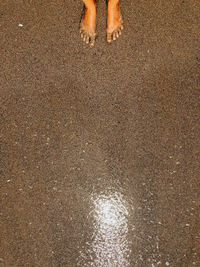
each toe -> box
[83,34,87,42]
[90,35,95,47]
[107,32,112,43]
[86,35,90,44]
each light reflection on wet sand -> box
[79,191,131,267]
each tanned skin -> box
[80,0,123,46]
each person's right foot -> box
[80,5,96,47]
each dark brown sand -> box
[0,0,200,266]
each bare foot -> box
[107,3,123,43]
[80,5,96,47]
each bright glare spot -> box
[90,192,130,266]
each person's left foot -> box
[107,3,123,43]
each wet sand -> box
[0,0,200,266]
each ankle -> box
[108,1,119,9]
[85,2,96,12]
